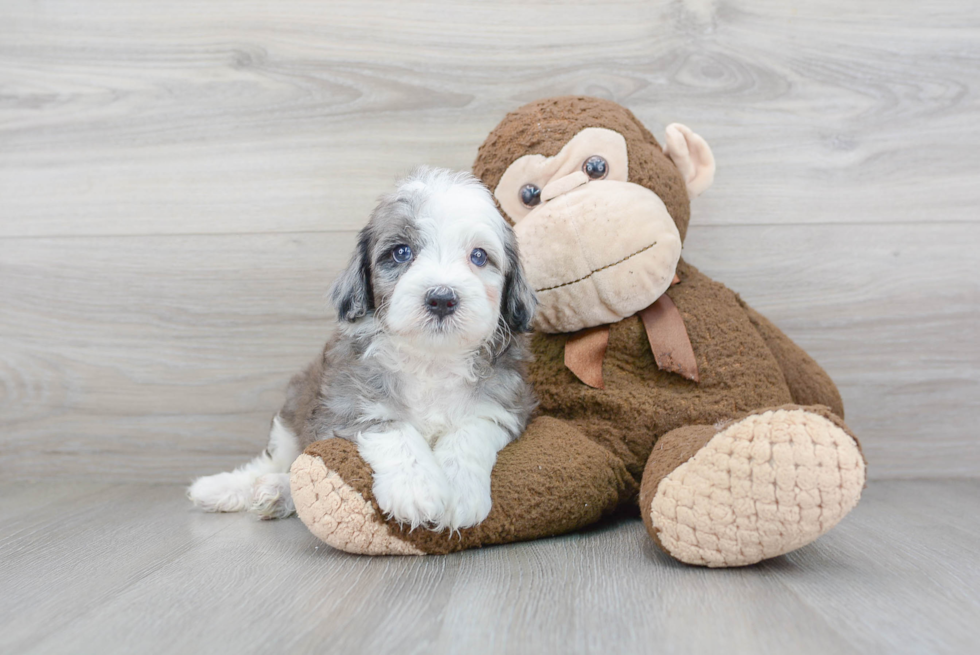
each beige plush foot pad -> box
[290,453,423,556]
[650,409,866,567]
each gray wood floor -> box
[1,480,978,654]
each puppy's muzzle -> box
[424,286,458,319]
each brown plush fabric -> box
[741,304,846,418]
[473,96,693,241]
[303,417,636,554]
[638,424,718,551]
[304,438,378,503]
[528,260,796,481]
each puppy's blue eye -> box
[470,248,488,267]
[392,244,413,263]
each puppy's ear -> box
[501,241,537,333]
[331,227,374,322]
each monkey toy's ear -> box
[330,228,374,322]
[663,123,716,199]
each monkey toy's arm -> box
[738,299,845,418]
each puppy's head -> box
[331,167,536,352]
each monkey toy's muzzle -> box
[514,179,682,334]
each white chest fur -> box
[364,335,481,446]
[401,359,478,446]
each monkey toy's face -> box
[477,97,715,334]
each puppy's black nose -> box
[425,286,458,318]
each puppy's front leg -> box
[357,425,453,530]
[434,419,514,531]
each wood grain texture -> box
[1,0,978,481]
[2,0,978,237]
[2,225,976,481]
[1,480,977,654]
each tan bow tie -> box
[563,275,700,389]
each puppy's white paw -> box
[441,461,493,531]
[372,464,453,531]
[187,472,253,513]
[250,473,295,520]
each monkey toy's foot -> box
[291,417,637,556]
[640,405,866,568]
[290,439,425,555]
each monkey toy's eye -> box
[470,248,488,267]
[583,155,608,180]
[391,244,413,263]
[520,184,542,208]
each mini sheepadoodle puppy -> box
[188,168,537,531]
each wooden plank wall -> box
[1,0,977,482]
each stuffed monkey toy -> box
[290,96,866,567]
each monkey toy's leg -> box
[290,417,636,556]
[639,405,866,567]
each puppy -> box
[188,167,537,531]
